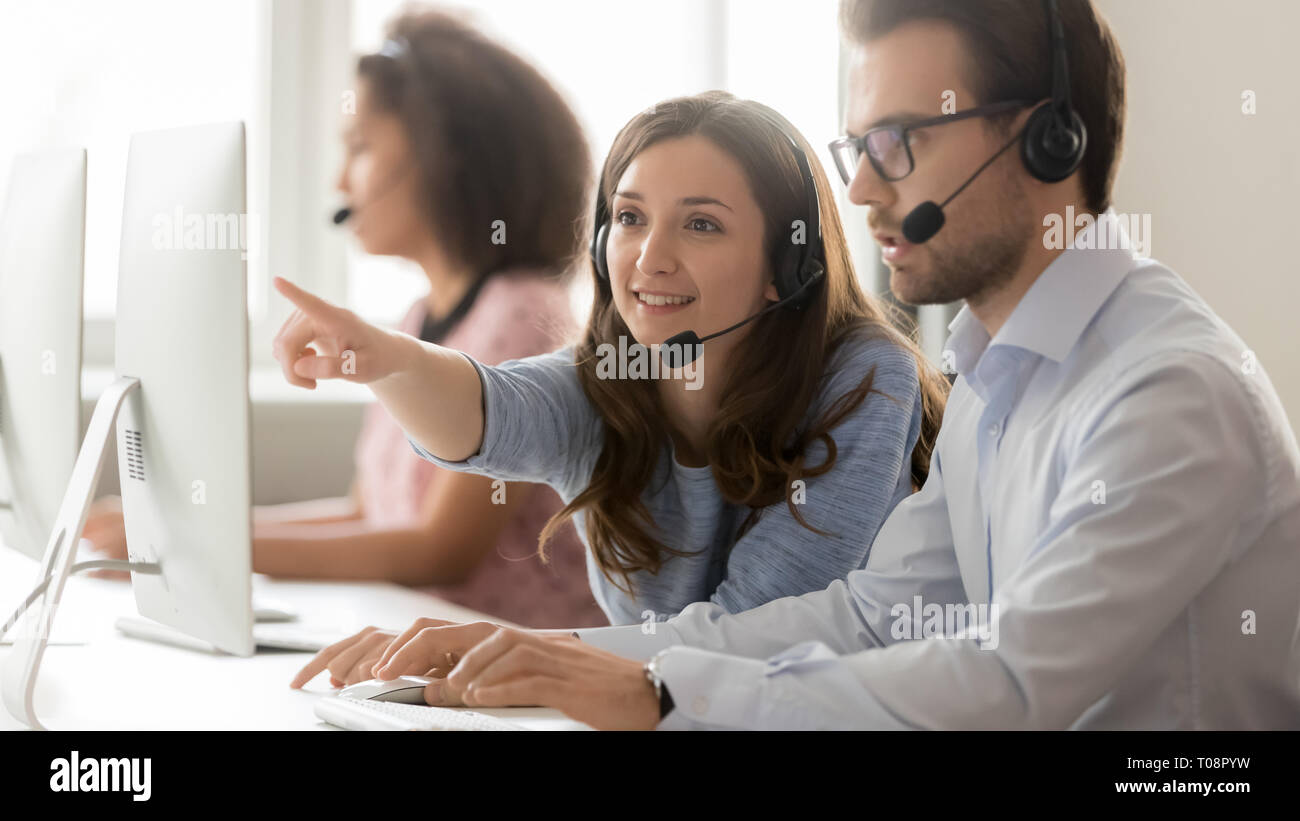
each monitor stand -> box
[2,376,140,730]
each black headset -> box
[900,0,1088,244]
[1021,0,1087,183]
[588,123,827,313]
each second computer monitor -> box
[0,148,86,560]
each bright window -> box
[0,0,260,329]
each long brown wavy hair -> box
[538,91,949,594]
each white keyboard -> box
[314,696,526,731]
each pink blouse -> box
[352,269,607,628]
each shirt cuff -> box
[652,646,768,730]
[574,623,683,661]
[653,640,907,731]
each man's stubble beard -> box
[890,163,1036,307]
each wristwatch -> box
[643,649,675,720]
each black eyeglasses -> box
[827,100,1029,185]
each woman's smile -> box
[634,288,698,314]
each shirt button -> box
[987,422,1000,437]
[692,696,710,716]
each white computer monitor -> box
[0,149,86,560]
[114,121,254,656]
[4,122,255,729]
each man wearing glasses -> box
[346,0,1300,730]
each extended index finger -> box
[274,276,343,323]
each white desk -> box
[0,547,591,731]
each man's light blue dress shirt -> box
[579,210,1300,729]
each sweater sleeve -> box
[408,345,603,495]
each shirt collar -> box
[946,208,1138,375]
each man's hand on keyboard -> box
[295,618,661,729]
[369,618,505,683]
[377,621,660,730]
[290,618,498,691]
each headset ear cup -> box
[775,243,824,311]
[774,242,802,303]
[791,260,825,310]
[1021,103,1087,183]
[591,222,610,280]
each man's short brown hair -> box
[840,0,1126,213]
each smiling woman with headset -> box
[275,91,951,683]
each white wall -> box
[1095,0,1299,430]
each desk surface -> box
[0,548,590,731]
